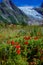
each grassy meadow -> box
[0,24,43,65]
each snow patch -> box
[19,6,43,20]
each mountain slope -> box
[34,3,43,15]
[34,7,43,15]
[19,6,43,25]
[0,0,43,25]
[0,0,29,24]
[19,6,43,20]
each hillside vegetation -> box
[0,24,43,65]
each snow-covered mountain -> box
[0,0,43,25]
[19,6,43,20]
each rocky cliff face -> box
[34,7,43,15]
[0,0,29,24]
[34,3,43,15]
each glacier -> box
[19,6,43,20]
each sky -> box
[0,0,43,6]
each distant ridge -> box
[34,3,43,15]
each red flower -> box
[15,45,20,49]
[24,36,31,40]
[34,37,38,40]
[11,40,15,45]
[24,36,27,40]
[16,50,21,54]
[24,41,28,45]
[28,36,31,40]
[15,42,19,45]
